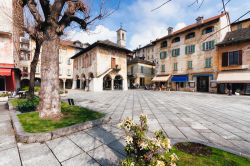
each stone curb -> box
[8,101,111,144]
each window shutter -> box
[239,50,242,65]
[211,40,215,49]
[202,43,205,51]
[185,46,187,54]
[222,52,228,67]
[160,52,162,59]
[172,50,174,56]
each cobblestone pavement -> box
[1,90,250,166]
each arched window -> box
[122,33,125,40]
[172,37,180,43]
[185,32,195,40]
[202,26,214,35]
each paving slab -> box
[68,131,103,152]
[88,144,124,166]
[0,147,21,166]
[46,137,83,162]
[18,143,60,166]
[61,153,99,166]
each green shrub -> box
[22,86,40,92]
[14,97,39,113]
[118,114,178,166]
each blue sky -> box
[66,0,250,50]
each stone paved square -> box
[1,90,250,165]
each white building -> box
[71,28,132,91]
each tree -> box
[18,0,117,119]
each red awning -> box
[0,68,11,76]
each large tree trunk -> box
[27,40,42,99]
[38,36,62,119]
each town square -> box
[0,0,250,165]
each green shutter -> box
[160,52,162,59]
[185,46,188,54]
[202,43,205,51]
[212,40,215,49]
[192,45,195,53]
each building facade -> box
[127,58,155,88]
[71,28,132,91]
[216,26,250,95]
[152,13,231,93]
[19,39,85,90]
[0,0,22,92]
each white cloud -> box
[65,25,116,44]
[174,22,187,31]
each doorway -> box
[0,77,5,91]
[197,76,209,92]
[103,75,112,90]
[114,75,123,90]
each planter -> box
[8,101,111,143]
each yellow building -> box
[19,39,85,90]
[127,58,155,88]
[216,26,250,95]
[152,13,231,92]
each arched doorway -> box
[103,74,112,90]
[21,79,30,89]
[65,79,73,89]
[35,78,41,87]
[114,75,123,90]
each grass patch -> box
[17,102,104,133]
[171,142,250,166]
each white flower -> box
[139,141,148,150]
[156,160,165,166]
[125,136,133,144]
[130,162,135,166]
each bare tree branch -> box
[151,0,172,12]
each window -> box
[131,66,134,74]
[202,40,215,51]
[173,63,178,71]
[67,69,71,76]
[160,51,167,59]
[67,58,71,65]
[222,50,242,67]
[161,65,165,72]
[141,66,144,73]
[205,58,212,68]
[202,26,214,35]
[172,48,180,57]
[122,33,125,40]
[36,65,40,73]
[172,37,180,43]
[161,41,168,48]
[187,61,192,69]
[185,32,195,40]
[185,45,195,54]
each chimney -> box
[196,16,204,24]
[168,27,173,35]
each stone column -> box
[72,80,77,89]
[111,79,114,90]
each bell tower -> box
[117,25,126,48]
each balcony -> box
[112,64,121,72]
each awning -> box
[171,75,188,82]
[152,75,171,82]
[0,68,11,76]
[217,71,250,83]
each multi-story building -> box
[19,39,86,90]
[71,28,132,91]
[133,43,158,62]
[216,20,250,95]
[0,0,23,92]
[127,58,155,88]
[152,12,231,92]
